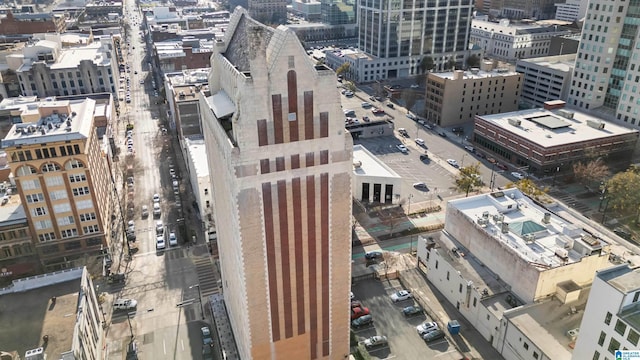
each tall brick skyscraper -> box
[200,9,353,360]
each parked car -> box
[141,205,149,218]
[351,314,373,328]
[391,290,412,302]
[169,231,177,246]
[114,298,138,310]
[153,193,160,202]
[361,102,372,108]
[452,126,464,134]
[423,329,446,342]
[496,163,508,171]
[386,103,395,109]
[464,145,475,153]
[372,108,385,115]
[407,113,417,120]
[364,335,388,348]
[362,116,370,122]
[438,131,447,137]
[402,305,423,316]
[153,203,161,217]
[351,305,370,320]
[416,321,439,335]
[511,172,525,180]
[365,251,383,260]
[446,159,459,168]
[413,182,428,190]
[155,220,164,234]
[396,144,408,153]
[398,128,409,137]
[415,138,425,147]
[420,154,430,162]
[201,326,213,347]
[350,291,355,300]
[156,235,166,250]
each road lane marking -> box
[181,339,184,351]
[163,339,166,355]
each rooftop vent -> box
[501,222,509,234]
[542,212,551,224]
[557,109,574,119]
[508,118,521,126]
[586,119,605,130]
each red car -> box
[372,108,385,115]
[351,305,370,320]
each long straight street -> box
[103,2,219,359]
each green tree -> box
[455,163,483,196]
[419,56,435,74]
[445,58,457,71]
[572,158,610,186]
[466,54,481,69]
[336,62,350,78]
[345,81,357,92]
[606,169,640,216]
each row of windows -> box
[12,145,82,162]
[0,228,29,241]
[16,159,85,177]
[0,242,33,258]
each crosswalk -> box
[193,252,221,298]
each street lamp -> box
[190,284,205,320]
[407,194,414,215]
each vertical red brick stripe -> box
[276,157,285,172]
[277,180,293,339]
[319,112,328,138]
[304,91,314,140]
[262,182,280,341]
[306,175,318,359]
[287,71,299,142]
[272,94,284,144]
[257,119,268,146]
[260,159,270,174]
[320,173,330,356]
[291,154,300,169]
[292,177,305,335]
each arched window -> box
[16,165,37,177]
[41,162,61,173]
[65,159,85,170]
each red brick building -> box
[0,10,66,35]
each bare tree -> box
[402,90,417,113]
[573,158,610,185]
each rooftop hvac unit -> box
[25,347,44,360]
[507,118,521,126]
[555,248,569,260]
[586,119,605,130]
[566,328,580,340]
[501,222,509,233]
[477,218,488,226]
[353,161,362,168]
[492,214,504,223]
[542,212,551,224]
[482,211,490,219]
[523,233,535,243]
[557,109,574,119]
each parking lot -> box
[352,278,454,359]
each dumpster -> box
[447,320,461,335]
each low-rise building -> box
[286,23,357,45]
[425,65,522,127]
[7,34,119,99]
[290,0,321,21]
[352,144,402,204]
[470,19,573,63]
[417,188,612,359]
[183,136,211,232]
[85,1,123,17]
[472,101,639,174]
[0,10,66,35]
[1,98,114,271]
[154,38,213,74]
[164,68,209,138]
[145,6,205,30]
[572,265,640,360]
[150,24,226,43]
[0,267,104,360]
[516,54,575,108]
[0,194,38,284]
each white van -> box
[113,298,137,310]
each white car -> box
[156,235,166,250]
[363,335,388,348]
[410,84,420,89]
[127,220,135,233]
[396,144,408,153]
[390,290,412,302]
[415,138,425,147]
[511,172,525,180]
[155,220,164,234]
[446,159,459,168]
[406,113,417,120]
[169,231,177,246]
[416,321,439,335]
[153,193,160,203]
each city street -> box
[104,1,218,359]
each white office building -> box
[516,54,575,107]
[572,265,640,360]
[470,19,572,62]
[554,0,588,22]
[7,34,119,98]
[352,144,402,204]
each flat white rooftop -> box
[477,107,639,148]
[517,54,576,73]
[449,188,609,269]
[185,137,209,178]
[165,68,210,86]
[432,69,520,80]
[353,144,401,179]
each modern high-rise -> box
[201,9,353,360]
[321,0,355,25]
[568,0,640,126]
[357,0,473,76]
[1,98,113,271]
[572,264,640,360]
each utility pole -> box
[190,284,205,320]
